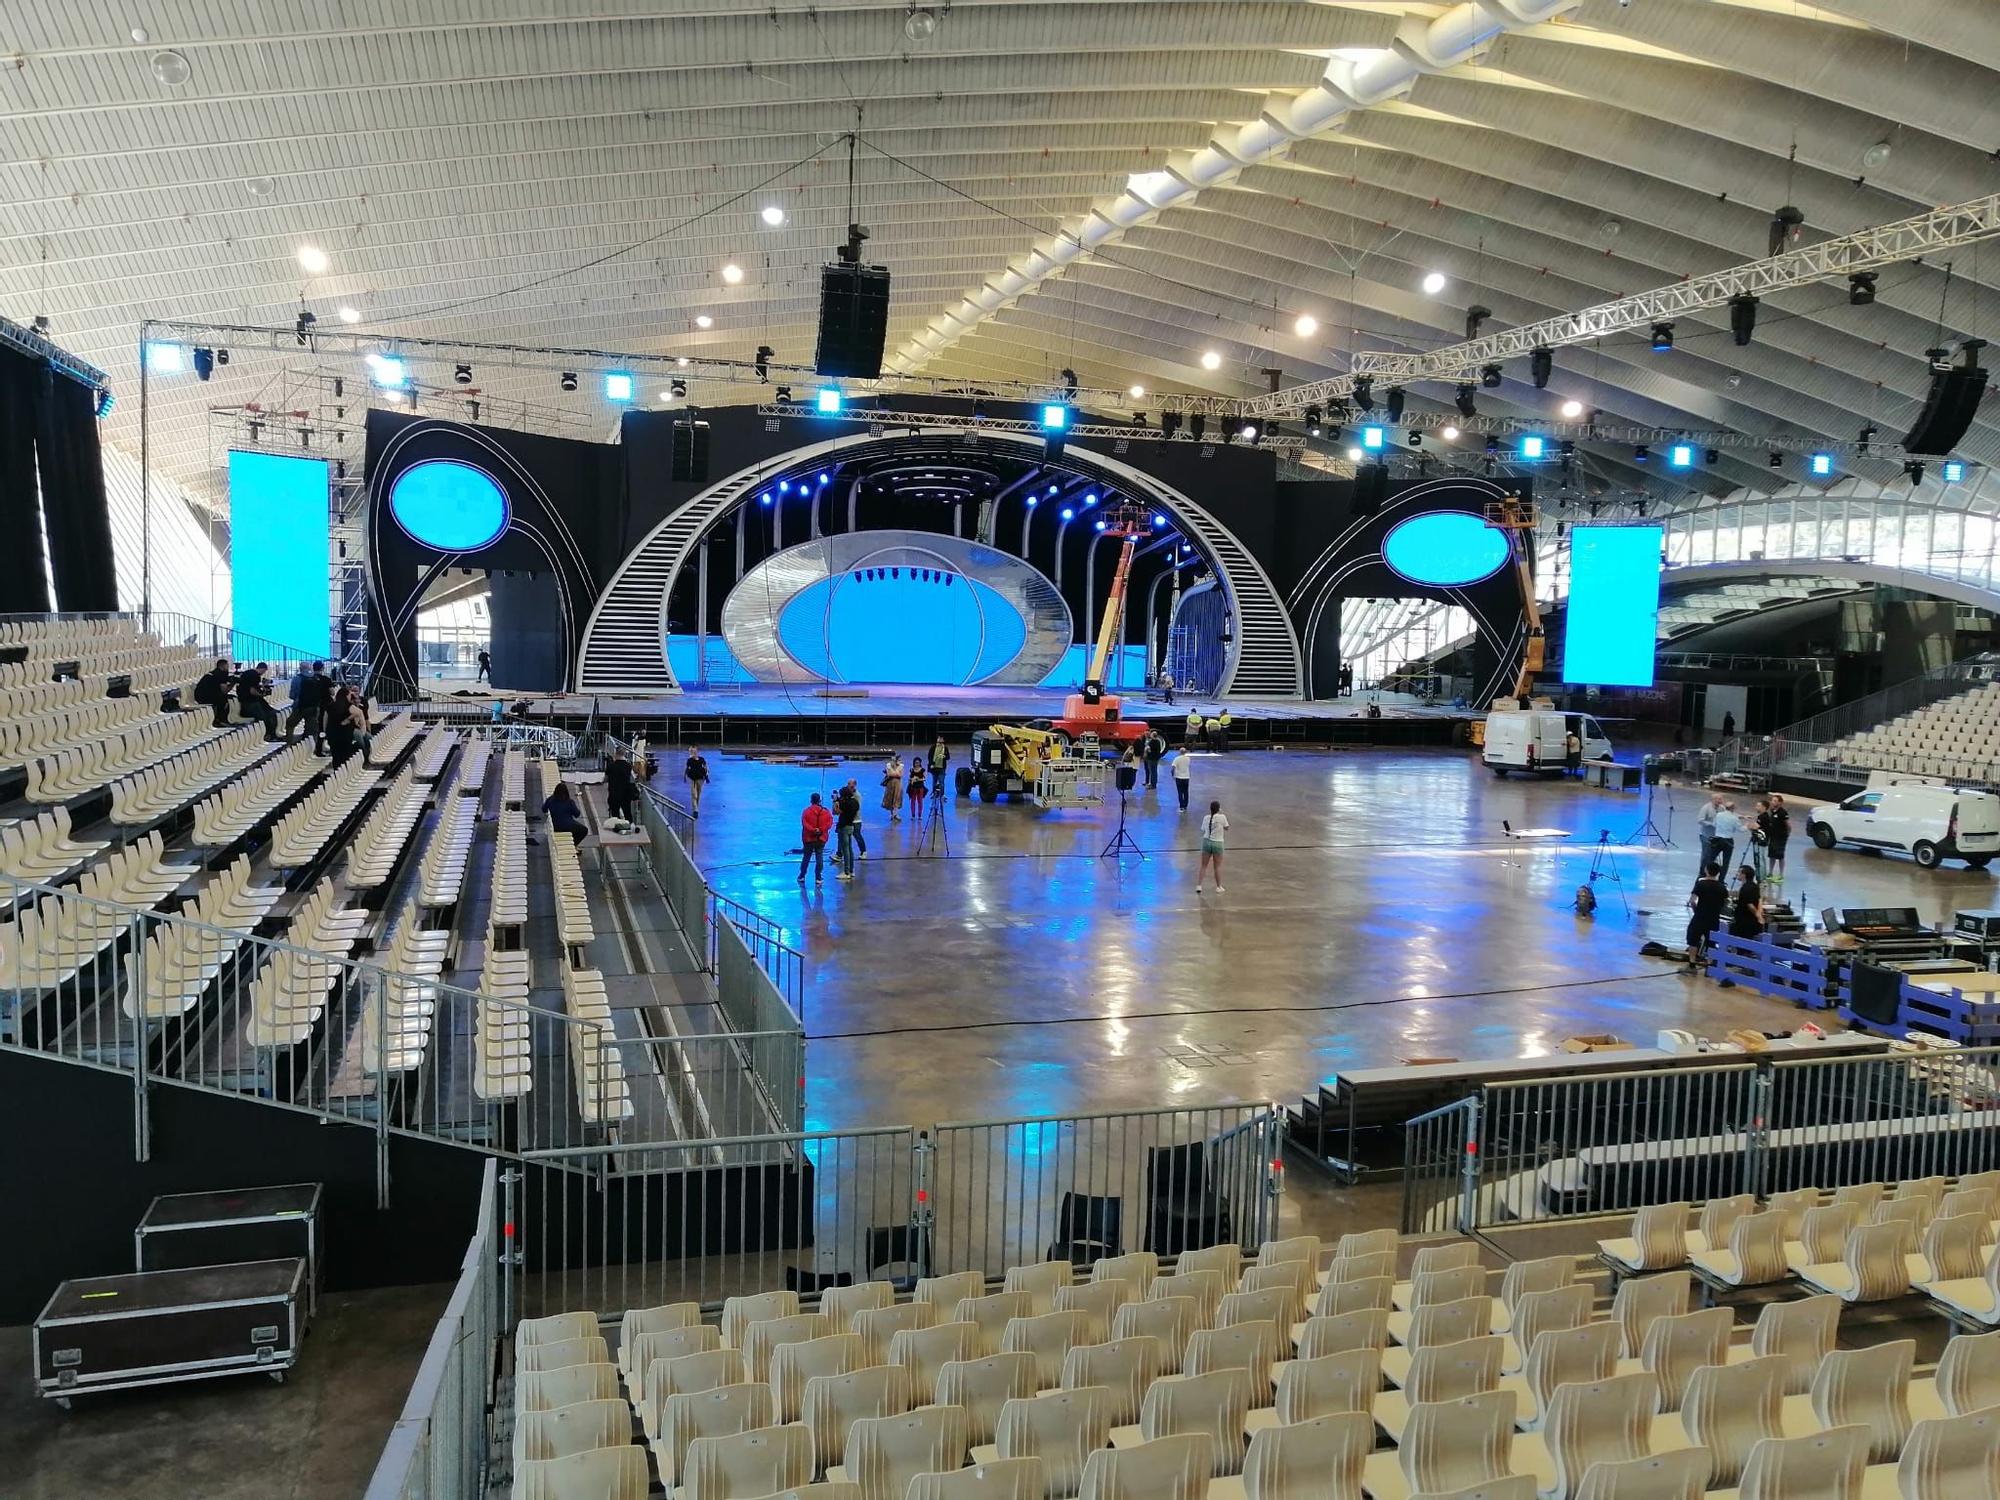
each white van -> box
[1482,711,1614,776]
[1805,783,2000,869]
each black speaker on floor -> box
[1904,342,1988,455]
[816,263,892,379]
[1353,463,1389,516]
[671,418,711,483]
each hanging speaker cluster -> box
[1903,342,1988,456]
[815,223,892,379]
[671,413,711,482]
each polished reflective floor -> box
[673,747,1996,1131]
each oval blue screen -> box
[389,460,509,552]
[1382,511,1509,586]
[776,571,1027,684]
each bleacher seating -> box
[502,748,527,809]
[410,725,457,782]
[1819,680,2000,783]
[560,967,632,1125]
[26,711,224,804]
[108,726,276,824]
[492,812,529,927]
[456,737,492,797]
[244,879,370,1049]
[417,789,477,908]
[268,756,380,868]
[547,824,596,946]
[365,711,419,769]
[472,937,534,1103]
[190,741,324,847]
[0,693,153,770]
[0,832,198,989]
[120,856,280,1021]
[357,913,451,1080]
[345,767,427,889]
[0,806,109,886]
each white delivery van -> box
[1805,783,2000,869]
[1482,710,1614,776]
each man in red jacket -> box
[798,792,834,885]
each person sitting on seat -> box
[542,781,588,845]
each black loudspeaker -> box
[1904,345,1988,455]
[1353,463,1389,516]
[671,419,711,482]
[815,263,892,379]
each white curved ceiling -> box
[2,0,1996,511]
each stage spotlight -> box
[1094,519,1107,531]
[453,363,473,385]
[1128,384,1145,399]
[759,492,772,506]
[1132,411,1147,427]
[760,205,786,227]
[1769,204,1804,258]
[1189,414,1207,441]
[1152,513,1167,527]
[1848,272,1879,306]
[1464,305,1492,340]
[1346,446,1364,462]
[605,372,633,401]
[1857,424,1878,455]
[1904,460,1927,485]
[754,345,773,381]
[1480,363,1503,390]
[1084,493,1097,506]
[1769,451,1784,468]
[293,310,316,345]
[1705,449,1721,466]
[1943,459,1968,483]
[366,352,406,388]
[1530,346,1553,389]
[1560,399,1584,419]
[1352,377,1374,412]
[1361,425,1386,451]
[1200,350,1222,371]
[142,342,180,374]
[1669,443,1694,469]
[1160,411,1183,440]
[1520,435,1545,460]
[1454,384,1478,418]
[774,385,792,403]
[1025,495,1039,508]
[1060,507,1074,520]
[336,306,360,326]
[559,371,578,392]
[1385,387,1405,423]
[1304,405,1323,435]
[1650,322,1674,352]
[95,387,115,418]
[1040,403,1068,430]
[1441,424,1460,441]
[670,379,688,399]
[1810,452,1835,477]
[215,349,229,367]
[1239,421,1259,442]
[722,262,745,284]
[1729,293,1760,347]
[1421,270,1448,295]
[816,387,843,413]
[1633,444,1650,463]
[1407,431,1423,449]
[296,244,329,275]
[695,315,713,329]
[192,347,215,381]
[1060,368,1079,395]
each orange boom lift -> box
[1054,504,1153,748]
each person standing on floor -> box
[606,748,637,823]
[798,792,833,885]
[1710,799,1744,878]
[1696,792,1725,872]
[1184,706,1203,747]
[284,663,311,740]
[1195,799,1229,893]
[906,759,928,822]
[1171,745,1193,812]
[928,734,950,788]
[1564,728,1583,778]
[1143,729,1164,789]
[1160,670,1176,706]
[1721,710,1737,742]
[881,751,905,822]
[1764,793,1792,884]
[844,778,868,860]
[1716,864,1765,989]
[1216,708,1232,751]
[834,780,864,878]
[297,661,331,755]
[1684,864,1729,969]
[684,747,710,817]
[326,685,356,764]
[476,647,491,684]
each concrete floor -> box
[0,1282,449,1500]
[668,746,1998,1131]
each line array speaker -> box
[1903,343,1988,456]
[1353,463,1389,516]
[815,263,892,379]
[671,418,711,483]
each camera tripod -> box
[921,781,951,855]
[1101,790,1146,860]
[1626,779,1675,848]
[1576,828,1631,918]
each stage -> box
[405,677,1476,750]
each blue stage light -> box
[816,387,843,413]
[1041,404,1068,430]
[366,353,406,388]
[759,492,772,506]
[1094,519,1107,531]
[1520,435,1546,460]
[1943,459,1967,483]
[1810,452,1834,477]
[604,371,633,401]
[818,472,829,484]
[1046,485,1057,495]
[1669,443,1694,469]
[1084,492,1097,504]
[778,480,790,493]
[1026,496,1038,507]
[1152,513,1166,527]
[1361,425,1386,450]
[144,342,184,374]
[1060,507,1074,520]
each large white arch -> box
[575,427,1303,697]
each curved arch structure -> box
[577,428,1303,697]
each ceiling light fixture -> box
[337,306,361,325]
[1560,399,1584,419]
[296,244,329,275]
[1200,350,1222,371]
[721,262,745,285]
[1441,425,1460,441]
[760,205,786,227]
[1421,271,1448,295]
[905,5,940,41]
[1128,384,1145,399]
[149,49,191,87]
[695,314,713,329]
[1294,314,1318,338]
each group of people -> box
[793,737,953,884]
[191,658,370,762]
[1182,706,1232,751]
[1696,791,1791,884]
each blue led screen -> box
[389,459,510,552]
[1381,511,1510,586]
[776,570,1028,684]
[229,450,331,656]
[1563,523,1664,687]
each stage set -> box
[361,394,1535,741]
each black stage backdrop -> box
[363,410,624,690]
[0,347,117,612]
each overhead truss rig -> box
[756,403,1308,455]
[1227,192,2000,422]
[1344,407,1917,459]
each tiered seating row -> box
[244,879,370,1049]
[357,916,452,1079]
[0,832,197,989]
[191,741,324,846]
[109,728,277,825]
[268,757,380,869]
[121,856,280,1021]
[0,618,142,648]
[0,676,94,719]
[417,791,477,908]
[365,711,419,769]
[546,824,596,946]
[346,768,427,889]
[0,694,153,771]
[27,712,225,804]
[508,1225,2000,1500]
[472,938,533,1103]
[491,812,528,927]
[455,738,491,797]
[560,968,631,1125]
[0,807,109,886]
[501,748,527,808]
[410,725,457,782]
[1822,682,2000,782]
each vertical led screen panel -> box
[1563,523,1663,687]
[229,450,331,657]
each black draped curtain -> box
[0,346,117,613]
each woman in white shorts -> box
[1197,799,1228,893]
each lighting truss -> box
[1237,191,2000,419]
[3,312,110,398]
[756,403,1307,455]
